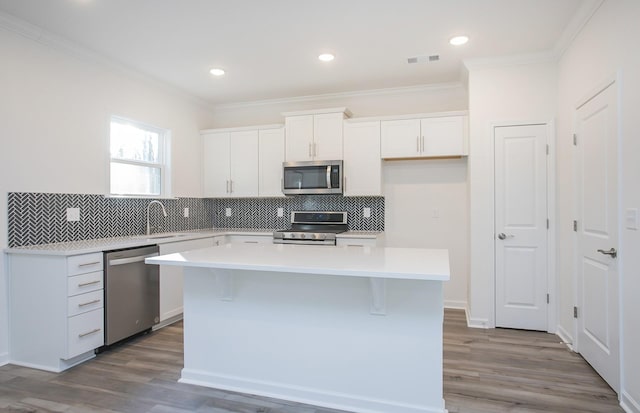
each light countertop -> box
[146,243,449,281]
[4,230,383,256]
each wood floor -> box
[0,309,622,413]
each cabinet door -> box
[313,112,344,160]
[380,119,421,159]
[259,128,285,197]
[229,130,259,197]
[420,116,465,156]
[343,121,382,196]
[159,238,215,322]
[285,115,313,161]
[203,132,231,197]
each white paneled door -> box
[494,124,548,331]
[575,82,619,392]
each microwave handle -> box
[326,166,332,189]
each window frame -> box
[108,115,171,198]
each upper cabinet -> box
[343,120,382,196]
[283,108,351,161]
[258,127,285,197]
[381,115,468,159]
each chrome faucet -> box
[146,200,168,235]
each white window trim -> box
[108,115,172,198]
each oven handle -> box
[326,166,331,189]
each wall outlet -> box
[626,208,638,230]
[183,207,189,218]
[363,207,371,218]
[66,207,80,222]
[225,208,232,217]
[432,208,439,219]
[277,208,284,217]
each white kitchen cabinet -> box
[226,234,273,244]
[202,130,259,197]
[259,127,285,197]
[336,234,384,247]
[158,237,215,323]
[8,252,105,372]
[343,120,382,196]
[381,115,467,159]
[284,108,349,161]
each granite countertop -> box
[4,229,383,256]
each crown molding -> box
[212,82,465,111]
[553,0,604,58]
[0,10,214,111]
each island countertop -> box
[146,243,450,281]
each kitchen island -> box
[146,243,450,413]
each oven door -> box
[282,160,342,195]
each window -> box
[109,116,169,197]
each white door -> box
[229,130,259,197]
[258,127,285,197]
[313,112,344,160]
[202,132,230,197]
[343,121,381,196]
[285,115,313,161]
[575,82,619,392]
[494,124,548,331]
[421,116,465,157]
[380,119,421,159]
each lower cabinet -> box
[225,234,273,244]
[158,238,215,323]
[336,234,384,247]
[8,252,105,372]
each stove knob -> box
[301,233,307,239]
[289,233,296,238]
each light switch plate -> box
[277,208,284,217]
[625,208,638,230]
[225,208,232,217]
[363,207,371,218]
[183,207,189,218]
[66,207,80,222]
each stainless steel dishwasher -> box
[103,245,160,346]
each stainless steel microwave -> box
[282,160,343,195]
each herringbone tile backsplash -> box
[7,192,384,247]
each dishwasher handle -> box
[108,252,159,267]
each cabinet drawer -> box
[227,235,272,244]
[336,238,378,247]
[67,308,103,359]
[68,290,103,317]
[68,271,103,296]
[67,253,103,276]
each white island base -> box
[148,244,449,413]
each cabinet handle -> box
[416,136,420,153]
[344,176,347,192]
[78,261,100,267]
[78,328,101,338]
[244,241,259,244]
[421,136,425,152]
[78,280,101,287]
[313,142,317,157]
[230,180,233,193]
[78,299,101,307]
[309,143,312,157]
[226,180,229,193]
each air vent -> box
[407,55,440,64]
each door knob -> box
[597,248,617,258]
[497,233,514,240]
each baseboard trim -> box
[153,313,183,330]
[444,300,467,310]
[556,325,575,351]
[180,369,447,413]
[464,305,490,329]
[621,390,640,413]
[0,352,8,367]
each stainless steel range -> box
[273,211,347,246]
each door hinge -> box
[573,134,577,146]
[547,219,550,229]
[546,144,549,155]
[573,220,578,231]
[574,306,578,318]
[546,293,550,304]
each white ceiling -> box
[0,0,593,106]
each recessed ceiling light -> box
[209,68,225,76]
[318,53,335,62]
[449,35,469,46]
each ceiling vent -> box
[407,55,440,64]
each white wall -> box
[556,1,640,410]
[211,85,470,307]
[0,28,214,364]
[466,59,558,327]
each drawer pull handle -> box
[78,328,101,338]
[78,261,101,267]
[78,299,101,307]
[244,241,259,244]
[78,280,101,287]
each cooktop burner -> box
[273,211,347,245]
